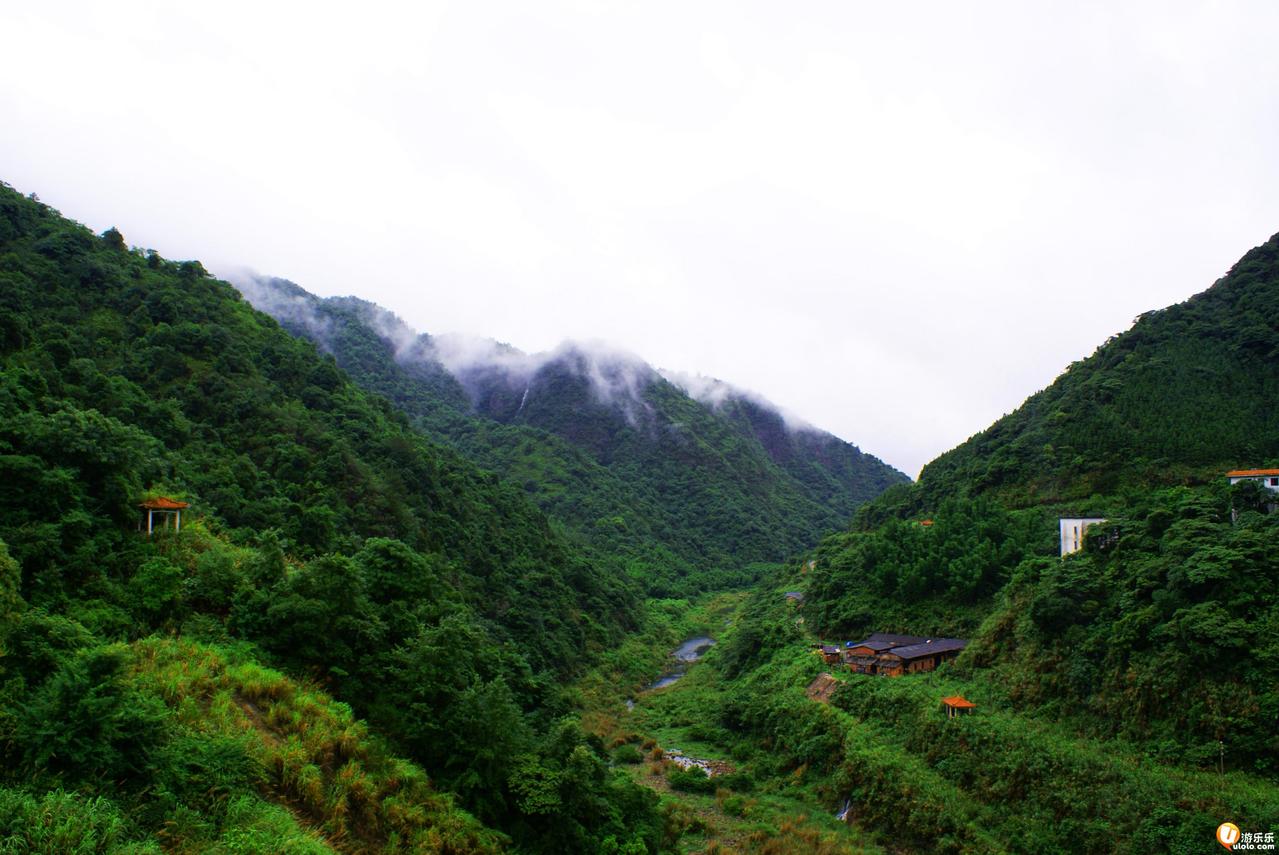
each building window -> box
[1271,477,1278,487]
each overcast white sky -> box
[4,1,1278,476]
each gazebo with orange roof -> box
[139,496,189,535]
[941,695,976,718]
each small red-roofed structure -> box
[942,695,976,718]
[1227,469,1279,491]
[139,497,189,535]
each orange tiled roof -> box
[919,520,934,526]
[139,497,189,510]
[1226,469,1279,477]
[941,695,976,709]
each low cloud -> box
[232,270,668,423]
[660,369,815,433]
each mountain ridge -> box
[233,272,909,594]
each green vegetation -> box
[709,230,1279,851]
[569,594,883,854]
[700,588,1279,854]
[0,182,663,851]
[916,231,1279,507]
[238,278,906,597]
[4,170,1278,854]
[802,497,1050,638]
[795,250,1279,775]
[970,482,1279,772]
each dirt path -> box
[806,672,842,703]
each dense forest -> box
[232,275,906,596]
[4,174,1278,854]
[0,182,669,852]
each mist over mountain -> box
[231,272,908,592]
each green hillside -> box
[5,174,1276,854]
[0,182,664,851]
[234,276,907,595]
[918,232,1279,507]
[687,232,1279,852]
[793,234,1279,769]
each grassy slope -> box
[0,635,502,855]
[129,637,503,854]
[710,590,1279,854]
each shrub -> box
[667,766,715,794]
[613,744,643,764]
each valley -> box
[0,180,1276,853]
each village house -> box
[874,638,968,675]
[1227,468,1279,492]
[843,633,928,673]
[1059,517,1106,557]
[841,633,966,676]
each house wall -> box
[1229,475,1279,492]
[1060,517,1107,557]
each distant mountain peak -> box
[227,270,909,577]
[659,369,817,435]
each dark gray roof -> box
[821,645,840,654]
[847,640,899,652]
[868,633,930,645]
[848,633,929,649]
[885,638,967,660]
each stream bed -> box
[645,635,715,690]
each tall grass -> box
[130,637,504,854]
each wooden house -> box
[842,634,928,673]
[874,638,967,676]
[821,645,843,665]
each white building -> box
[1059,517,1106,557]
[1226,469,1279,492]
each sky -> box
[3,1,1278,477]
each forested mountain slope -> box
[685,234,1279,854]
[916,231,1279,507]
[0,181,665,851]
[233,274,907,594]
[777,230,1279,795]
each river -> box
[645,635,716,690]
